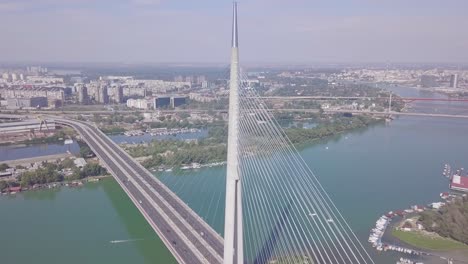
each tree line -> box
[8,159,107,188]
[286,115,380,144]
[419,196,468,245]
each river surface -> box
[0,142,80,162]
[1,86,468,263]
[0,129,206,162]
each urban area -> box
[1,1,468,264]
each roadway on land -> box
[55,118,223,264]
[1,153,73,166]
[0,109,226,115]
[4,107,468,120]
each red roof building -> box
[8,186,22,192]
[450,175,468,192]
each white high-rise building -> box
[115,85,124,103]
[97,85,109,104]
[2,73,10,81]
[77,85,88,104]
[450,74,459,88]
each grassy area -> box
[392,229,468,251]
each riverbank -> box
[124,113,384,170]
[1,152,73,167]
[0,142,108,194]
[392,229,468,251]
[369,191,468,263]
[0,127,76,146]
[148,161,227,173]
[390,228,468,264]
[1,175,111,195]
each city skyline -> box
[0,0,467,64]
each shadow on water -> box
[20,179,104,201]
[21,187,61,201]
[252,203,292,264]
[100,178,177,264]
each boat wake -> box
[110,238,144,244]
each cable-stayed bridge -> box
[222,4,372,263]
[45,3,375,264]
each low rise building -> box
[450,175,468,192]
[123,87,146,97]
[0,87,65,102]
[171,96,187,108]
[154,96,171,109]
[27,76,64,84]
[0,119,56,143]
[6,97,48,109]
[73,158,87,168]
[152,95,188,108]
[189,92,217,103]
[126,98,151,110]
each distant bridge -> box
[258,96,468,103]
[324,109,468,119]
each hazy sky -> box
[0,0,467,64]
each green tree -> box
[0,163,9,171]
[15,165,26,170]
[80,145,94,158]
[419,197,468,245]
[0,181,8,191]
[19,164,64,187]
[71,167,83,179]
[60,158,76,169]
[81,163,106,177]
[123,116,137,123]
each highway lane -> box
[72,123,202,264]
[82,122,224,261]
[76,123,218,263]
[86,124,225,255]
[59,119,224,264]
[81,124,223,263]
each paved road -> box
[56,118,223,264]
[1,153,73,166]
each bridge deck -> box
[58,119,223,264]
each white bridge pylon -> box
[223,3,376,264]
[224,2,243,264]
